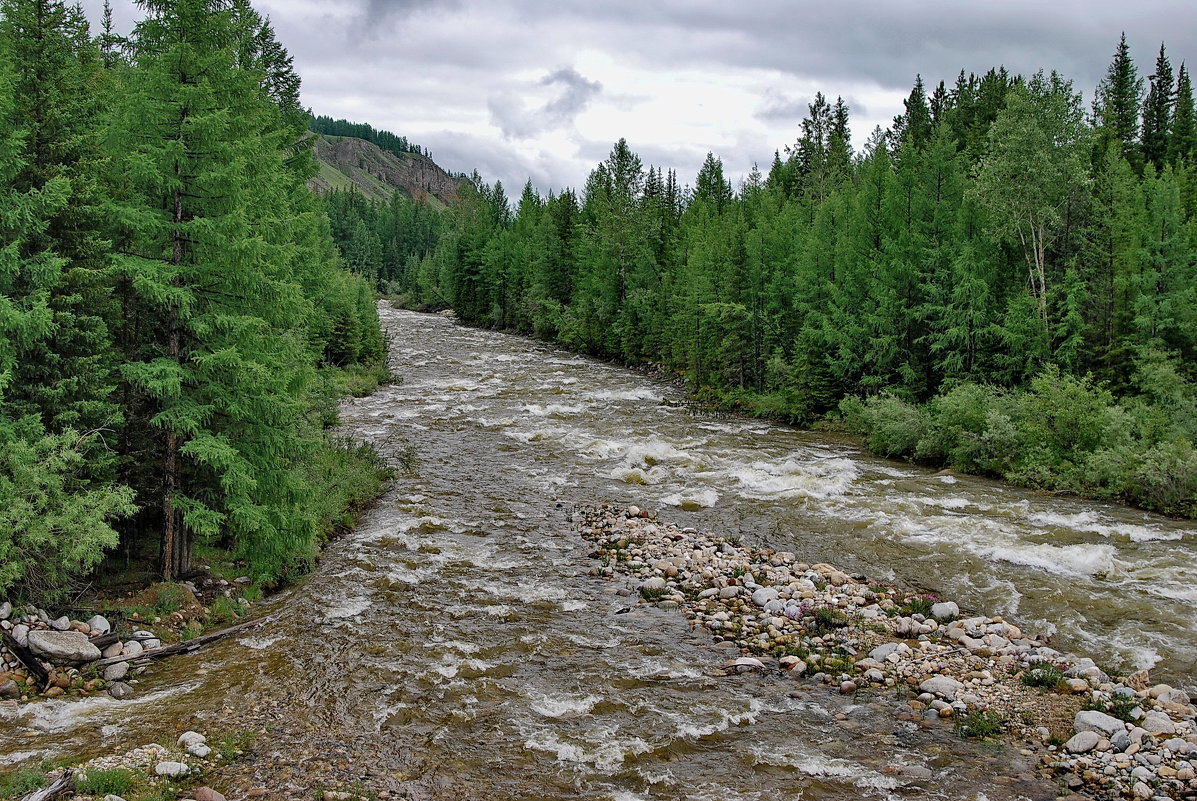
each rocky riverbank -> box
[577,504,1197,801]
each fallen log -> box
[88,632,120,649]
[21,770,73,801]
[89,614,275,669]
[2,631,50,690]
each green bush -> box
[75,768,135,797]
[1021,661,1066,688]
[842,394,927,458]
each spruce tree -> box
[109,0,323,580]
[1094,33,1144,167]
[1169,63,1196,164]
[1142,43,1174,171]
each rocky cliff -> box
[308,134,464,206]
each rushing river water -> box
[2,305,1194,800]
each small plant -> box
[241,583,263,603]
[208,596,242,625]
[1021,661,1066,688]
[75,768,136,797]
[1083,694,1141,722]
[181,620,204,641]
[214,729,259,761]
[809,608,848,632]
[640,586,669,601]
[900,593,937,617]
[154,584,187,615]
[954,709,1005,739]
[0,767,47,799]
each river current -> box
[2,304,1193,799]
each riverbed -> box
[1,304,1193,799]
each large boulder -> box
[26,630,101,664]
[1074,710,1125,738]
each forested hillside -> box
[0,0,388,604]
[338,38,1197,516]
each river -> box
[1,304,1193,800]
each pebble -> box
[1066,731,1101,754]
[195,789,226,801]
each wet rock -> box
[930,601,959,620]
[27,630,101,664]
[731,657,764,674]
[86,615,112,636]
[194,789,226,801]
[1142,711,1177,736]
[779,657,806,676]
[108,682,134,700]
[919,676,964,699]
[1074,710,1125,738]
[102,662,129,682]
[0,680,19,700]
[1065,731,1101,753]
[155,761,189,778]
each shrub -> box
[75,768,135,797]
[1021,661,1066,688]
[953,709,1005,739]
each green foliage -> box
[0,767,46,799]
[1082,693,1141,722]
[209,596,242,625]
[74,768,135,797]
[1021,661,1066,688]
[953,709,1005,739]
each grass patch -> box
[75,768,136,796]
[208,596,243,625]
[1021,661,1067,689]
[1083,694,1141,722]
[809,608,849,632]
[639,586,669,601]
[214,729,259,761]
[0,767,47,799]
[954,709,1005,739]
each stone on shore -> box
[108,682,134,700]
[194,789,226,801]
[1074,710,1125,738]
[155,761,189,778]
[1141,711,1176,735]
[641,577,666,593]
[102,662,129,682]
[27,630,101,664]
[751,587,779,607]
[919,676,964,699]
[0,602,11,621]
[86,615,112,636]
[930,601,959,620]
[0,679,19,700]
[1065,731,1101,753]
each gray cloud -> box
[489,67,602,140]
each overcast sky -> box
[83,1,1195,196]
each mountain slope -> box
[308,134,464,206]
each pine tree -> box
[109,0,326,580]
[1094,33,1144,166]
[1142,43,1175,171]
[1169,63,1196,164]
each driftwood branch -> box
[89,615,275,668]
[22,770,73,801]
[2,632,50,690]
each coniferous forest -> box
[332,36,1197,518]
[0,0,388,603]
